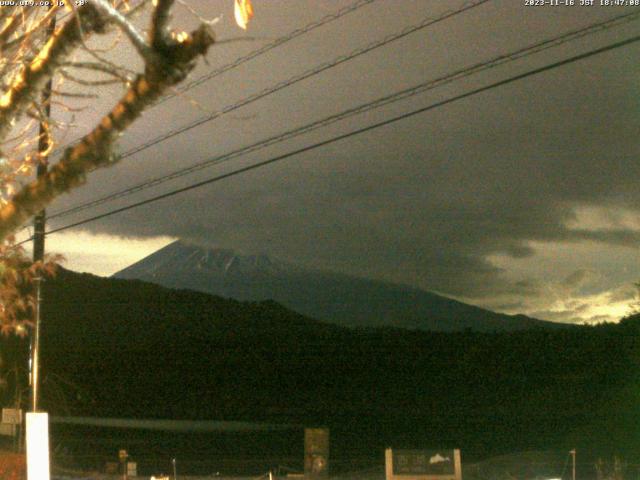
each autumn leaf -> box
[0,240,63,335]
[234,0,253,30]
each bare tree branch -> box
[0,6,59,57]
[88,0,153,61]
[0,0,252,276]
[151,0,175,49]
[59,69,126,86]
[0,21,215,241]
[0,3,109,144]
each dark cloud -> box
[565,229,640,247]
[44,1,640,319]
[607,285,637,304]
[562,270,593,289]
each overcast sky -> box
[20,0,640,324]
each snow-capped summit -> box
[114,240,561,332]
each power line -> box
[52,0,491,166]
[22,33,639,243]
[167,0,379,102]
[49,0,378,158]
[47,9,640,221]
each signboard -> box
[127,461,137,477]
[0,423,17,436]
[2,408,22,425]
[385,449,461,480]
[1,408,21,438]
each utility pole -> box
[570,449,576,480]
[30,7,56,414]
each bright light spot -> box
[176,31,189,43]
[30,38,54,73]
[234,0,253,30]
[0,92,11,108]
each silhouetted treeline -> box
[8,268,636,462]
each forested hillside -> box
[18,269,638,463]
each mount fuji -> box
[113,240,562,332]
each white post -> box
[26,412,50,480]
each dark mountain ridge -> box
[22,268,638,468]
[113,240,561,332]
